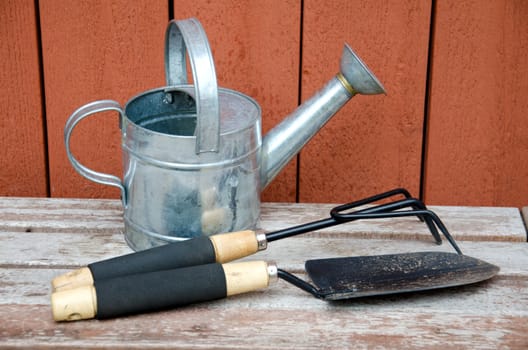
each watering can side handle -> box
[64,100,126,206]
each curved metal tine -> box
[383,188,430,223]
[331,198,442,244]
[338,210,462,255]
[267,190,437,243]
[277,269,322,299]
[331,188,427,223]
[331,188,413,212]
[382,198,443,244]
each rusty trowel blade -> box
[304,252,499,300]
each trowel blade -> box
[305,252,499,300]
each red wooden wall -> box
[1,0,47,196]
[425,0,528,206]
[1,0,527,208]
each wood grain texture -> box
[0,197,527,349]
[39,0,168,198]
[424,0,528,207]
[171,0,301,202]
[0,198,525,273]
[0,0,47,196]
[1,305,526,349]
[299,0,431,202]
[1,229,527,274]
[0,198,524,244]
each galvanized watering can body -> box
[65,18,385,251]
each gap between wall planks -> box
[0,0,48,196]
[1,0,527,208]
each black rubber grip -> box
[88,235,216,281]
[95,263,227,319]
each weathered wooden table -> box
[1,197,527,349]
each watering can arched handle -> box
[64,100,127,206]
[164,18,220,154]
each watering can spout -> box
[340,44,386,95]
[259,44,386,190]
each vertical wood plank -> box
[0,0,47,196]
[171,0,301,202]
[424,0,528,207]
[299,0,432,202]
[40,0,168,198]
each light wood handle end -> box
[51,285,97,321]
[52,267,94,292]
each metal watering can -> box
[64,18,386,251]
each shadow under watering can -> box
[64,18,386,251]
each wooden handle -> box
[51,285,97,321]
[210,230,262,263]
[52,267,94,292]
[223,261,274,296]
